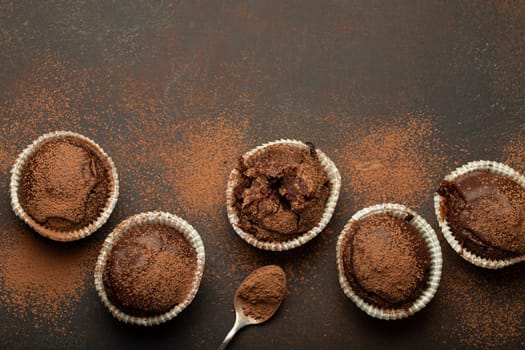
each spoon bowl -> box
[217,265,286,350]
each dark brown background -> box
[1,1,525,349]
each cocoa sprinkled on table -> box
[336,115,448,209]
[0,229,98,336]
[502,132,525,172]
[437,264,525,348]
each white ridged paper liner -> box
[336,203,443,320]
[10,131,119,242]
[94,211,205,326]
[434,160,525,269]
[226,139,341,251]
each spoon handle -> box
[217,313,248,350]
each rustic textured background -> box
[1,1,524,349]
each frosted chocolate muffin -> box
[435,161,525,268]
[227,140,341,251]
[10,131,119,241]
[95,212,205,326]
[336,204,442,320]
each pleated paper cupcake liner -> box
[94,211,205,326]
[434,160,525,269]
[10,131,119,241]
[336,203,442,320]
[226,139,341,251]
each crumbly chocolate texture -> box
[233,144,330,242]
[437,170,525,260]
[236,265,286,320]
[18,137,111,232]
[342,214,430,309]
[103,223,197,317]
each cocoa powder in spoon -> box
[236,265,287,321]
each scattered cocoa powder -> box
[0,51,256,339]
[0,53,112,339]
[0,229,98,336]
[502,132,525,172]
[437,263,525,349]
[159,117,249,217]
[336,115,448,209]
[0,17,522,348]
[103,223,197,317]
[236,265,287,321]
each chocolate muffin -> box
[95,212,205,325]
[341,213,431,309]
[102,223,197,317]
[11,131,118,241]
[437,170,525,261]
[232,143,331,243]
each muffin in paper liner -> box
[434,160,525,269]
[226,139,341,251]
[10,131,119,242]
[336,203,442,320]
[94,211,205,326]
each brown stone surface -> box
[0,1,525,349]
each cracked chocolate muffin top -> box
[437,170,525,260]
[233,144,331,242]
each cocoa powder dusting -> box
[0,230,98,336]
[342,214,430,308]
[437,264,525,349]
[337,115,448,208]
[19,137,111,232]
[236,265,287,321]
[159,117,249,217]
[502,132,525,172]
[0,54,114,340]
[103,223,197,317]
[0,51,255,340]
[0,12,523,346]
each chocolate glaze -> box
[233,144,330,242]
[437,170,525,260]
[19,137,111,232]
[342,214,430,309]
[103,223,197,317]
